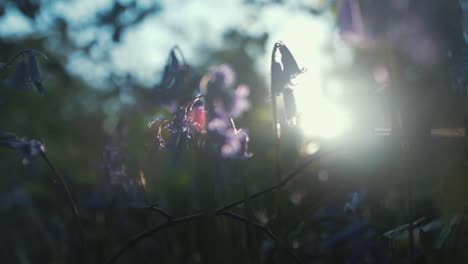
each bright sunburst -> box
[267,13,353,139]
[294,73,351,139]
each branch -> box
[103,213,204,264]
[216,147,339,213]
[147,205,172,221]
[103,148,339,264]
[104,210,305,264]
[39,151,87,252]
[283,182,347,238]
[219,210,303,264]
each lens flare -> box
[294,73,351,139]
[266,15,353,139]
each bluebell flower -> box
[230,84,250,118]
[189,100,206,131]
[147,106,194,156]
[27,52,47,95]
[278,43,303,82]
[9,59,32,91]
[0,130,46,165]
[155,47,198,107]
[149,63,252,159]
[203,65,250,118]
[165,107,191,152]
[271,42,303,126]
[202,65,252,158]
[8,51,47,95]
[206,64,236,89]
[220,128,252,158]
[159,49,181,91]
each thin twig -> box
[220,210,303,264]
[105,209,305,264]
[216,147,339,213]
[284,182,347,238]
[104,213,205,264]
[0,50,29,73]
[147,205,172,221]
[39,151,87,252]
[103,147,339,264]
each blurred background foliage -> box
[1,0,468,263]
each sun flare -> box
[267,14,353,139]
[294,73,351,139]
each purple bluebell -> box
[9,59,32,91]
[0,130,46,165]
[202,65,252,158]
[278,43,303,83]
[154,47,198,108]
[8,51,47,95]
[165,107,191,152]
[270,42,303,126]
[206,64,236,89]
[220,128,252,158]
[204,65,250,118]
[27,52,47,95]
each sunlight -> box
[294,73,351,139]
[267,14,353,139]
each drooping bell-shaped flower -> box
[27,52,47,95]
[202,64,252,158]
[8,51,47,95]
[270,42,303,127]
[0,130,46,165]
[190,100,206,131]
[155,47,198,108]
[9,59,32,91]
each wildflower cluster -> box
[203,65,251,158]
[148,50,252,159]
